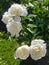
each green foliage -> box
[0,38,21,65]
[17,0,49,45]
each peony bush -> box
[2,1,48,62]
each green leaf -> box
[27,28,35,34]
[28,24,37,28]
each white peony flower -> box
[2,12,12,24]
[31,39,45,45]
[6,19,22,37]
[8,4,23,16]
[30,40,47,60]
[8,4,28,16]
[14,45,30,60]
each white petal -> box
[14,16,21,22]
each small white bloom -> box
[8,36,11,41]
[29,2,34,7]
[6,19,22,37]
[14,45,30,60]
[2,12,12,24]
[30,40,47,60]
[8,4,28,16]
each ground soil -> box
[20,56,49,65]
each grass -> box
[0,37,21,65]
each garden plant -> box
[0,0,49,65]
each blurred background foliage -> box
[0,0,49,65]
